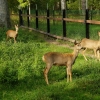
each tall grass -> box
[0,27,100,100]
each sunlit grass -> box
[0,25,100,100]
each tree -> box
[0,0,11,27]
[61,0,66,10]
[81,0,86,15]
[17,0,30,9]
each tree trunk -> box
[81,0,86,15]
[61,0,66,10]
[0,0,11,27]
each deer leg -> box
[96,49,100,60]
[6,35,9,41]
[14,37,16,43]
[9,38,12,43]
[93,49,97,58]
[94,49,100,60]
[82,48,88,61]
[67,67,72,82]
[44,65,51,85]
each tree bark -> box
[61,0,66,10]
[81,0,86,15]
[0,0,11,27]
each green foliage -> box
[68,0,79,9]
[0,28,45,83]
[17,0,29,9]
[8,0,100,13]
[7,0,19,13]
[0,27,100,99]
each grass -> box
[25,18,100,40]
[0,27,100,100]
[11,11,100,41]
[16,10,100,41]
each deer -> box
[42,41,82,84]
[98,31,100,40]
[80,38,100,61]
[6,24,18,43]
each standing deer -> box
[42,41,82,84]
[80,38,100,61]
[6,24,18,43]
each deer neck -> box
[16,30,18,34]
[72,49,79,59]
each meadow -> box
[0,27,100,100]
[20,9,100,41]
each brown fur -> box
[6,25,18,43]
[42,42,82,84]
[80,38,100,61]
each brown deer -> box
[6,24,18,43]
[80,38,100,61]
[42,41,82,84]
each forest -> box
[0,0,100,100]
[8,0,100,13]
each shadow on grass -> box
[0,65,100,100]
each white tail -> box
[6,24,18,43]
[80,38,100,61]
[42,41,82,84]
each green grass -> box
[0,27,100,100]
[28,18,100,40]
[11,14,100,41]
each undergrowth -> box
[0,27,100,100]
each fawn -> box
[42,41,82,84]
[6,24,18,43]
[80,38,100,61]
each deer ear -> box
[74,40,77,45]
[15,24,18,27]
